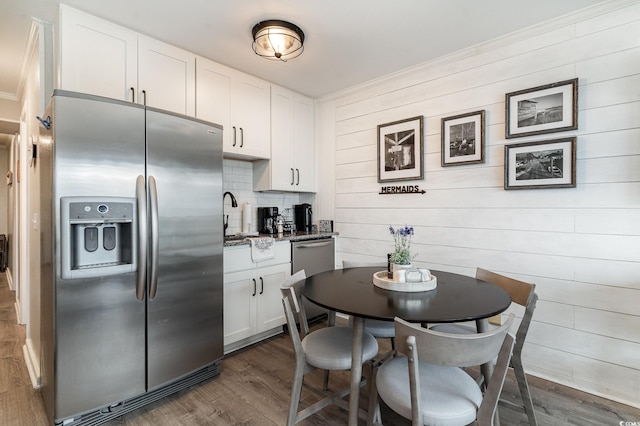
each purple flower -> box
[389,224,416,264]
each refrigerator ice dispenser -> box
[60,196,137,279]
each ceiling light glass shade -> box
[252,20,305,61]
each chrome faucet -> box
[223,191,238,238]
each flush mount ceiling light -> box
[252,20,305,62]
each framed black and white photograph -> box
[504,137,576,190]
[505,78,578,139]
[378,116,424,183]
[441,110,485,167]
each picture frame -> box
[441,110,485,167]
[377,116,424,183]
[504,137,576,190]
[505,78,578,139]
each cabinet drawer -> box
[224,241,291,273]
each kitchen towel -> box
[249,237,275,263]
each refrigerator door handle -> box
[135,175,147,301]
[148,175,160,299]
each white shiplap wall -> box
[319,0,640,407]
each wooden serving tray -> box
[372,271,437,292]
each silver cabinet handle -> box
[148,175,159,299]
[296,241,333,249]
[135,175,147,301]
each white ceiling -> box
[0,0,605,149]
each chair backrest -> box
[475,332,516,425]
[281,270,309,336]
[394,314,514,368]
[476,267,535,307]
[342,260,387,268]
[395,315,516,426]
[476,267,538,357]
[282,295,305,359]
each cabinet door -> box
[138,36,195,116]
[233,73,271,159]
[223,271,257,346]
[256,264,290,333]
[59,5,137,101]
[270,85,296,189]
[195,58,233,150]
[254,86,315,192]
[293,94,315,192]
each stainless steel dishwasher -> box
[291,238,335,322]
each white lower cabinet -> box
[223,243,291,352]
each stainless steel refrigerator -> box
[38,90,224,425]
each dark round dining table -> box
[302,267,511,323]
[301,266,512,426]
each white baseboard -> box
[14,301,22,324]
[6,268,14,291]
[23,339,41,389]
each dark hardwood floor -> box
[1,271,638,425]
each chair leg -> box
[366,361,381,426]
[327,310,336,327]
[323,370,330,391]
[288,360,306,426]
[390,336,396,356]
[511,355,538,426]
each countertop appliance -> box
[291,238,335,322]
[294,203,313,233]
[258,206,279,234]
[38,90,223,426]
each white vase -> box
[391,263,413,273]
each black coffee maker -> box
[294,203,312,233]
[258,207,278,234]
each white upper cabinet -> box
[58,5,195,116]
[196,57,270,160]
[254,85,315,192]
[58,5,137,102]
[293,93,315,192]
[138,36,195,116]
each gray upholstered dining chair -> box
[342,260,396,350]
[280,270,379,425]
[429,267,538,426]
[368,314,515,426]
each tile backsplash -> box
[223,159,302,235]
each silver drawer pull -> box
[296,241,332,249]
